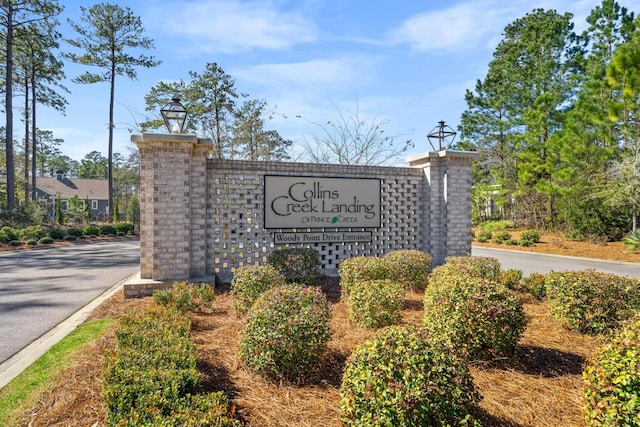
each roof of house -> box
[36,176,109,200]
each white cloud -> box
[150,0,317,55]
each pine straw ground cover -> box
[18,276,600,427]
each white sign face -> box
[264,175,381,229]
[274,231,372,244]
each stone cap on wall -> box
[131,132,213,146]
[406,150,479,167]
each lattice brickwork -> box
[206,160,425,278]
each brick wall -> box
[134,133,477,281]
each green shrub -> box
[384,249,432,291]
[338,256,393,297]
[423,274,526,362]
[520,272,547,298]
[475,230,492,243]
[479,219,513,232]
[230,264,287,314]
[8,240,23,247]
[498,268,523,289]
[63,235,77,241]
[582,316,640,426]
[48,227,65,240]
[115,222,135,235]
[347,279,405,329]
[505,238,518,245]
[545,270,640,335]
[339,325,481,427]
[37,237,54,244]
[25,238,38,245]
[238,284,332,382]
[267,247,321,285]
[100,224,117,236]
[0,226,19,243]
[565,229,586,241]
[66,227,84,237]
[622,229,640,252]
[153,282,216,313]
[519,229,540,244]
[21,225,46,240]
[83,225,100,236]
[432,256,501,283]
[492,230,511,244]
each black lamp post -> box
[160,97,188,134]
[427,120,457,151]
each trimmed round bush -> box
[63,235,77,241]
[238,284,332,381]
[582,316,640,426]
[0,226,19,243]
[339,256,393,297]
[423,274,526,362]
[340,325,481,426]
[66,227,84,237]
[545,270,640,335]
[83,225,100,236]
[384,249,432,291]
[25,238,38,246]
[115,222,134,235]
[492,230,511,244]
[267,247,321,285]
[430,256,501,286]
[8,240,23,247]
[519,229,540,245]
[48,227,65,240]
[347,279,405,329]
[498,268,523,289]
[100,224,117,236]
[475,230,492,243]
[22,225,46,241]
[230,264,287,314]
[37,237,54,245]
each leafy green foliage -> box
[114,222,134,235]
[21,225,46,241]
[48,228,65,240]
[520,272,547,299]
[479,220,513,231]
[339,256,393,297]
[37,237,54,245]
[519,229,540,245]
[66,228,84,237]
[347,279,405,329]
[432,256,501,284]
[475,230,492,243]
[492,230,512,244]
[153,282,215,313]
[230,264,287,314]
[424,272,526,362]
[384,249,432,291]
[267,247,321,285]
[83,225,100,236]
[498,268,523,289]
[339,325,481,427]
[238,284,332,382]
[622,229,640,252]
[63,235,77,241]
[99,225,117,236]
[0,226,19,243]
[582,316,640,426]
[545,270,640,335]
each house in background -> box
[35,171,109,220]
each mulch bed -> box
[20,278,598,426]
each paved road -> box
[0,238,140,364]
[472,246,640,278]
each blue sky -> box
[34,0,640,164]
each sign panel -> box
[274,231,372,244]
[264,175,381,229]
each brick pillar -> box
[408,150,478,266]
[132,133,212,281]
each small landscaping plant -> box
[384,249,432,291]
[83,225,100,236]
[37,237,54,245]
[432,256,501,283]
[492,230,511,244]
[66,228,84,237]
[519,229,540,246]
[347,279,405,329]
[47,228,65,240]
[340,325,481,427]
[267,247,321,285]
[424,272,526,362]
[545,270,640,335]
[498,268,523,289]
[238,284,332,382]
[230,264,287,314]
[520,272,547,298]
[153,282,216,313]
[99,224,117,236]
[582,316,640,426]
[114,222,134,235]
[21,225,46,241]
[622,229,640,252]
[478,219,513,231]
[475,230,492,243]
[338,256,393,297]
[63,235,77,241]
[0,226,19,243]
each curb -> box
[0,272,137,390]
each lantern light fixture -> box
[427,120,457,151]
[160,97,188,134]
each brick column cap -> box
[131,132,212,146]
[406,150,478,167]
